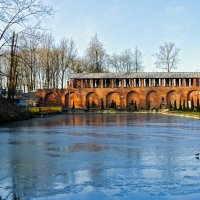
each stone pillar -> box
[144,79,146,87]
[134,79,136,87]
[111,79,114,88]
[81,80,84,88]
[90,79,93,88]
[131,79,134,88]
[139,79,141,87]
[123,79,126,88]
[153,79,155,87]
[193,78,196,87]
[179,79,181,87]
[162,79,165,87]
[189,79,191,87]
[149,79,151,87]
[99,79,103,88]
[169,79,171,87]
[140,79,143,87]
[159,79,161,87]
[183,79,185,86]
[174,79,176,87]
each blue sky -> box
[44,0,200,72]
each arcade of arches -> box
[36,72,200,109]
[37,88,200,109]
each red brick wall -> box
[36,85,200,109]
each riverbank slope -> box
[162,111,200,119]
[0,97,31,123]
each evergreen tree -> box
[179,99,182,111]
[197,97,200,112]
[100,98,104,110]
[173,100,177,110]
[191,97,194,111]
[91,101,96,108]
[130,100,134,109]
[72,101,75,109]
[183,100,186,111]
[147,101,150,110]
[110,100,116,108]
[87,100,90,109]
[168,100,172,110]
[187,100,189,111]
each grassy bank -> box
[163,110,200,119]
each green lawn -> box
[169,110,200,116]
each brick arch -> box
[106,92,120,108]
[65,92,79,108]
[187,90,200,107]
[146,90,160,109]
[167,90,180,108]
[86,92,99,108]
[36,89,48,99]
[45,92,58,106]
[187,90,196,100]
[126,91,140,108]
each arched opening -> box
[45,92,58,106]
[146,91,160,109]
[106,92,120,108]
[167,90,180,109]
[86,92,99,109]
[187,90,200,109]
[126,91,140,109]
[65,92,78,109]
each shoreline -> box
[63,109,200,120]
[0,97,32,123]
[161,111,200,120]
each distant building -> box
[37,72,200,109]
[15,92,38,107]
[0,89,6,96]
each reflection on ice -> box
[1,114,200,199]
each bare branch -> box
[154,42,180,72]
[85,34,108,73]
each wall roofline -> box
[69,72,200,79]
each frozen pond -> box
[1,113,200,200]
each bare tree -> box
[0,0,53,52]
[18,31,41,91]
[154,42,180,72]
[85,34,107,73]
[109,53,122,72]
[0,0,52,99]
[70,58,85,73]
[109,50,133,73]
[50,48,60,89]
[121,49,134,72]
[39,33,54,89]
[132,46,144,72]
[109,48,144,73]
[7,32,19,100]
[58,38,77,89]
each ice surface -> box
[0,114,200,199]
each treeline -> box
[168,97,200,112]
[0,0,180,101]
[0,33,146,92]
